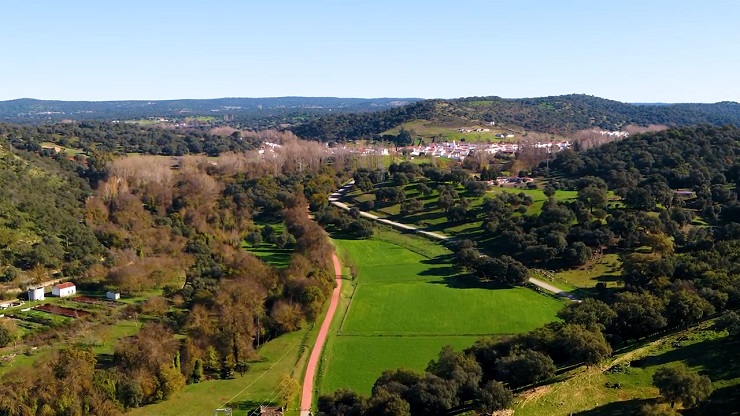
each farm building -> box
[106,291,120,300]
[52,282,76,297]
[28,286,45,301]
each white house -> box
[106,291,120,300]
[28,286,45,301]
[52,282,76,297]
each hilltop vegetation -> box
[291,95,740,142]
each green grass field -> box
[321,336,480,394]
[382,120,513,143]
[343,283,562,336]
[319,231,564,395]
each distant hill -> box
[0,97,420,124]
[290,94,740,142]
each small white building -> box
[28,286,45,301]
[106,291,120,300]
[52,282,76,297]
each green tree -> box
[557,298,616,331]
[665,291,715,329]
[555,324,612,366]
[0,320,17,347]
[494,349,556,387]
[578,186,608,212]
[245,231,262,247]
[652,364,712,408]
[474,380,513,413]
[234,360,250,377]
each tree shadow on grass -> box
[420,254,457,265]
[573,398,655,416]
[397,211,446,224]
[594,274,621,283]
[223,399,269,413]
[417,266,460,277]
[428,274,512,290]
[640,336,740,383]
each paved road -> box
[329,181,579,301]
[300,253,343,416]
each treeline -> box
[456,95,740,133]
[290,94,740,142]
[0,122,258,157]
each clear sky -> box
[1,0,738,102]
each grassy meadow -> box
[382,119,512,143]
[318,230,564,395]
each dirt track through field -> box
[300,253,342,415]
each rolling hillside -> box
[291,94,740,142]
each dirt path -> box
[300,253,342,416]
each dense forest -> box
[317,125,740,415]
[291,95,740,142]
[0,129,356,413]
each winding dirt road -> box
[300,253,342,416]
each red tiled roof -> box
[55,282,76,289]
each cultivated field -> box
[318,230,564,395]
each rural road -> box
[300,253,343,416]
[329,181,578,300]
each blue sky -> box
[1,0,738,102]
